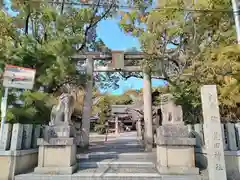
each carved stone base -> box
[156,125,199,175]
[44,125,75,139]
[35,138,77,175]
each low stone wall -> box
[188,123,240,179]
[0,149,38,179]
[0,123,42,180]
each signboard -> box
[1,97,7,118]
[112,51,124,69]
[3,64,36,90]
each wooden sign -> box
[112,51,124,69]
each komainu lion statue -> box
[49,92,76,126]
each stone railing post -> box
[10,123,23,150]
[22,124,33,149]
[0,123,12,150]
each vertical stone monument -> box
[156,94,199,176]
[34,93,77,174]
[201,85,227,180]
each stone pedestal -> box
[156,124,199,175]
[43,125,75,139]
[34,125,77,174]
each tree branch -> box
[47,77,79,93]
[118,72,168,81]
[77,0,114,52]
[25,12,31,35]
[60,0,65,14]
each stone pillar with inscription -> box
[34,123,77,174]
[156,94,199,177]
[201,85,227,180]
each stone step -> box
[78,160,156,168]
[77,152,153,160]
[15,166,201,180]
[15,172,201,180]
[89,142,143,147]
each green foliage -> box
[0,1,115,124]
[0,90,56,124]
[94,96,111,134]
[118,0,240,122]
[94,124,106,134]
[186,44,240,121]
[109,94,133,105]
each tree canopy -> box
[119,0,240,122]
[1,0,240,124]
[0,0,117,123]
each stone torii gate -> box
[72,51,154,151]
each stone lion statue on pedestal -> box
[49,91,77,126]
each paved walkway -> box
[78,131,155,162]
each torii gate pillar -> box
[143,71,153,151]
[81,57,93,148]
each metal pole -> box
[0,87,9,141]
[232,0,240,44]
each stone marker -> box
[235,123,240,149]
[0,123,12,150]
[201,85,227,180]
[10,123,23,150]
[22,124,33,149]
[226,123,238,151]
[32,125,41,148]
[221,124,228,150]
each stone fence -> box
[188,123,240,178]
[0,123,43,180]
[187,123,240,151]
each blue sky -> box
[97,19,166,94]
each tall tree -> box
[118,0,239,123]
[0,0,117,123]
